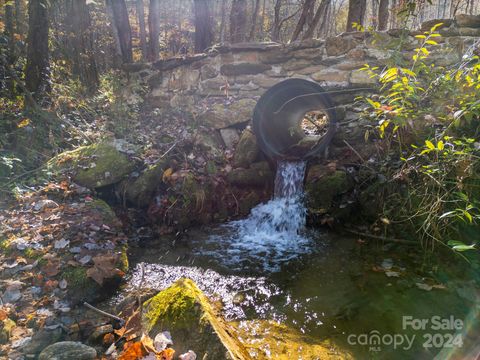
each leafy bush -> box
[361,23,480,254]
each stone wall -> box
[127,15,480,155]
[122,15,480,228]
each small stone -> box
[54,239,70,249]
[179,350,197,360]
[39,341,97,360]
[33,199,59,212]
[219,128,240,149]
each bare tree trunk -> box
[302,0,331,39]
[194,0,214,52]
[106,0,133,63]
[148,0,161,61]
[65,0,98,94]
[291,0,315,42]
[272,0,283,41]
[136,0,148,60]
[25,0,50,102]
[14,0,26,38]
[346,0,367,31]
[3,3,15,96]
[248,0,261,41]
[230,0,247,43]
[378,0,389,30]
[219,0,227,42]
[260,0,266,39]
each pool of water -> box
[119,226,479,359]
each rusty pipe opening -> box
[253,78,337,161]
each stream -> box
[113,161,477,359]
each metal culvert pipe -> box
[252,78,337,160]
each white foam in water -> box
[198,161,314,272]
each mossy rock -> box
[86,199,119,224]
[233,129,259,168]
[143,278,252,360]
[124,160,169,207]
[306,170,353,211]
[48,142,138,189]
[233,319,353,359]
[227,162,273,188]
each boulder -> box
[49,142,138,189]
[200,99,257,129]
[455,14,480,28]
[306,170,353,211]
[227,162,273,187]
[420,18,453,31]
[125,160,169,207]
[38,341,96,360]
[235,319,352,359]
[233,129,259,167]
[143,278,252,360]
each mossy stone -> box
[227,162,273,187]
[306,170,352,211]
[49,142,137,189]
[233,129,259,168]
[125,160,169,207]
[143,278,252,360]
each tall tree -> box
[25,0,50,101]
[219,0,227,42]
[248,0,261,41]
[3,2,15,96]
[148,0,161,61]
[346,0,367,31]
[136,0,148,59]
[194,0,214,53]
[378,0,389,30]
[65,0,98,93]
[230,0,247,43]
[291,0,315,42]
[14,0,26,39]
[106,0,133,64]
[302,0,331,39]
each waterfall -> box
[199,161,314,272]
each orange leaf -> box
[118,341,147,360]
[159,348,175,360]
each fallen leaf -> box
[119,341,146,360]
[159,348,175,360]
[86,255,123,285]
[42,260,60,277]
[154,331,173,351]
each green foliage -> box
[361,23,480,255]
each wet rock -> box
[306,170,352,211]
[227,162,273,187]
[199,98,256,129]
[22,328,63,355]
[143,278,252,359]
[455,14,480,28]
[49,141,138,189]
[124,160,169,207]
[235,319,352,359]
[38,341,97,360]
[220,63,271,76]
[233,129,259,168]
